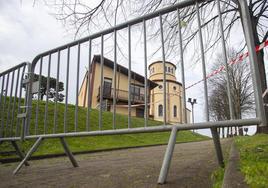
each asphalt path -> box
[0,139,232,188]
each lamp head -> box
[188,98,192,103]
[193,99,197,104]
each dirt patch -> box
[0,139,232,188]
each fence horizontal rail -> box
[20,118,260,139]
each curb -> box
[222,141,248,188]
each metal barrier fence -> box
[0,0,266,184]
[0,62,30,140]
[0,62,31,166]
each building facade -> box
[78,55,190,123]
[78,55,157,117]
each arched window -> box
[173,105,177,117]
[158,104,163,117]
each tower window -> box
[158,104,163,117]
[158,85,163,89]
[173,86,176,90]
[150,67,154,74]
[173,105,177,117]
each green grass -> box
[211,162,226,188]
[235,134,268,188]
[211,134,268,188]
[0,97,209,159]
[211,143,230,188]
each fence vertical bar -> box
[159,14,167,125]
[86,40,92,131]
[128,25,132,129]
[0,73,9,137]
[238,0,267,126]
[64,47,70,133]
[196,1,224,167]
[11,68,20,136]
[196,2,209,121]
[216,0,234,120]
[99,35,104,130]
[44,54,51,134]
[113,30,117,129]
[75,43,81,132]
[35,58,43,135]
[21,71,28,140]
[24,63,33,137]
[143,20,148,127]
[0,76,4,108]
[16,65,26,137]
[6,70,15,136]
[0,74,8,137]
[0,74,5,137]
[54,50,61,133]
[177,9,187,123]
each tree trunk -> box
[251,16,268,133]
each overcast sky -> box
[0,0,71,72]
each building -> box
[78,55,190,123]
[78,55,158,117]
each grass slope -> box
[212,134,268,188]
[0,98,209,159]
[235,134,268,187]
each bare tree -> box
[43,0,268,132]
[208,48,254,137]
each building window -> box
[173,86,176,91]
[158,85,163,89]
[150,67,154,75]
[173,105,177,117]
[158,104,163,117]
[171,68,174,74]
[168,67,171,73]
[103,77,112,97]
[130,84,145,101]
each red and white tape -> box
[185,40,268,90]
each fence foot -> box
[11,141,30,166]
[211,127,224,168]
[158,126,178,184]
[60,137,78,167]
[13,137,43,175]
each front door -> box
[136,108,144,118]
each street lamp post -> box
[188,98,197,125]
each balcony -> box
[98,86,147,104]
